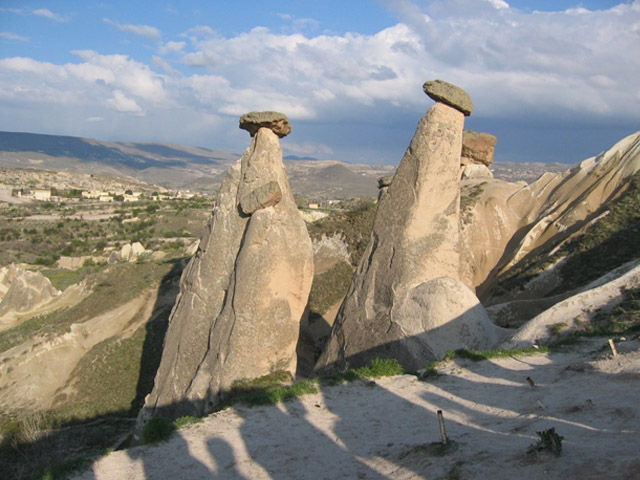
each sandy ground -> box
[71,338,640,480]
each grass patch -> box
[39,454,100,480]
[41,265,101,291]
[319,358,404,386]
[553,172,640,293]
[550,322,568,334]
[416,361,441,380]
[173,416,204,429]
[229,371,319,407]
[229,358,404,407]
[52,326,148,422]
[460,181,486,224]
[308,261,354,315]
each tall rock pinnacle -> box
[316,81,497,371]
[139,113,314,423]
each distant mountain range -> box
[0,130,570,198]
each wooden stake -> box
[437,410,448,445]
[608,339,618,357]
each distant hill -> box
[283,154,318,161]
[0,130,395,198]
[0,131,239,193]
[0,130,572,199]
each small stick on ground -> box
[608,339,618,357]
[437,410,448,445]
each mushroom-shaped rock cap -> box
[239,111,292,138]
[423,80,473,116]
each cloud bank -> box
[0,0,638,163]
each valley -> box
[1,122,639,480]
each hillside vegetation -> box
[495,171,640,296]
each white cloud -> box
[33,8,69,23]
[0,1,638,162]
[0,32,29,41]
[104,18,161,42]
[87,116,104,122]
[159,41,186,55]
[152,56,178,75]
[107,90,144,114]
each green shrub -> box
[142,417,175,444]
[528,428,564,456]
[308,261,354,315]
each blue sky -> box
[1,1,639,164]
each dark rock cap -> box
[239,111,292,138]
[423,80,473,116]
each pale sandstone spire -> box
[139,112,313,424]
[316,81,498,371]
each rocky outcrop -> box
[0,286,160,411]
[312,234,351,274]
[140,113,313,422]
[239,111,291,138]
[316,81,497,371]
[501,260,640,349]
[461,131,497,167]
[107,242,149,264]
[460,131,640,303]
[461,164,493,179]
[387,277,500,368]
[423,80,473,116]
[0,265,61,323]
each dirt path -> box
[72,339,640,479]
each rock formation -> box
[501,259,640,349]
[316,81,498,372]
[140,112,314,422]
[461,130,497,167]
[459,130,640,309]
[239,111,291,138]
[0,265,61,323]
[107,242,149,264]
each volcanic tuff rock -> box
[461,164,493,180]
[392,277,500,366]
[0,265,61,323]
[459,131,640,306]
[239,111,292,138]
[423,79,473,116]
[461,130,497,167]
[140,119,313,422]
[316,81,497,370]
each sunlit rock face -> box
[316,81,499,371]
[139,114,313,423]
